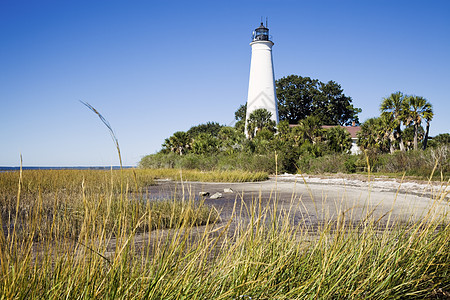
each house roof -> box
[288,124,361,138]
[321,125,361,138]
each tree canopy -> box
[246,108,276,139]
[276,75,361,125]
[359,92,435,152]
[187,122,223,138]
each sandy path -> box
[147,175,449,226]
[104,176,449,256]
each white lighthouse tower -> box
[245,22,279,135]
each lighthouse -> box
[245,22,279,135]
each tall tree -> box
[234,104,247,121]
[422,103,434,150]
[380,92,406,151]
[234,104,247,133]
[378,113,397,153]
[276,75,360,125]
[276,75,319,123]
[404,96,433,150]
[314,81,361,125]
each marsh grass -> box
[1,104,448,298]
[142,168,269,182]
[0,167,449,299]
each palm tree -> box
[404,96,433,150]
[422,103,434,150]
[325,126,352,153]
[296,115,323,144]
[380,92,406,151]
[162,131,191,155]
[380,113,396,153]
[357,117,388,152]
[246,108,276,139]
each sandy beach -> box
[147,174,449,228]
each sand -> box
[147,175,449,226]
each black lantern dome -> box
[252,22,271,41]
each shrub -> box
[139,152,179,169]
[344,155,357,173]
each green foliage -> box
[162,131,191,155]
[344,154,358,173]
[139,152,179,169]
[192,133,220,155]
[276,75,319,123]
[325,126,352,153]
[297,154,356,174]
[377,146,449,176]
[314,80,362,125]
[255,127,275,141]
[152,86,441,177]
[404,95,433,150]
[246,108,276,139]
[376,91,434,152]
[357,117,389,152]
[380,91,407,152]
[218,126,245,154]
[162,123,225,156]
[234,103,247,121]
[276,120,290,139]
[428,133,450,148]
[234,119,245,133]
[299,140,324,157]
[276,75,360,125]
[403,125,425,150]
[295,115,324,144]
[187,121,224,138]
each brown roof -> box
[321,125,361,138]
[288,124,361,138]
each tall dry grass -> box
[0,166,449,299]
[2,104,448,298]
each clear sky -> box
[1,0,449,167]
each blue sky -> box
[1,0,449,166]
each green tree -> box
[422,103,434,150]
[191,133,219,155]
[294,115,324,144]
[162,131,191,155]
[218,126,244,154]
[187,122,223,138]
[276,120,291,141]
[380,92,407,152]
[379,113,397,153]
[402,124,424,150]
[404,96,433,150]
[357,117,389,152]
[246,108,276,139]
[325,126,352,153]
[276,75,319,123]
[314,80,361,125]
[234,104,247,121]
[234,104,247,133]
[276,75,360,125]
[428,133,450,148]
